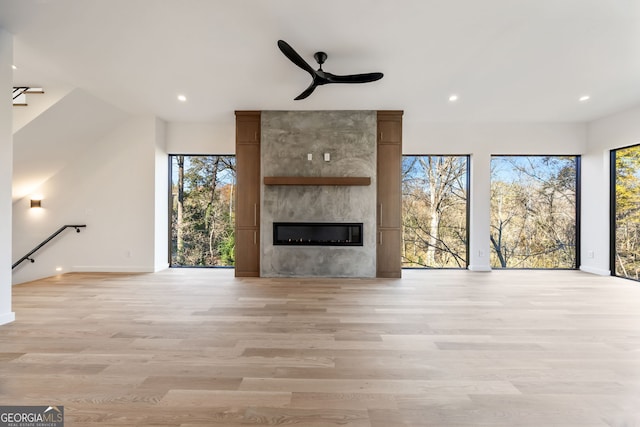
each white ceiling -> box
[2,0,640,123]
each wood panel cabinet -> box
[377,111,403,278]
[235,143,260,228]
[235,111,261,277]
[234,228,260,276]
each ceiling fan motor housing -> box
[314,51,328,66]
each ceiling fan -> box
[277,40,383,100]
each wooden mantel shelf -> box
[264,176,371,186]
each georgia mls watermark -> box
[0,406,64,427]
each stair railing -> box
[12,225,87,269]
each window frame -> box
[489,154,581,270]
[168,154,237,268]
[609,144,640,280]
[401,154,471,269]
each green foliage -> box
[219,232,235,265]
[171,155,236,267]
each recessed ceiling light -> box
[579,95,590,102]
[177,94,187,102]
[448,94,459,102]
[11,65,17,70]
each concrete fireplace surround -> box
[261,111,377,277]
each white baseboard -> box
[579,265,611,276]
[71,266,156,273]
[0,311,16,325]
[468,265,492,272]
[154,263,170,272]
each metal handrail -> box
[12,225,87,269]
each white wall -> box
[0,29,15,324]
[12,115,167,284]
[403,121,587,155]
[166,121,234,154]
[13,85,73,133]
[12,88,129,201]
[582,105,640,275]
[153,117,169,271]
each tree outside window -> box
[170,155,236,267]
[612,145,640,280]
[490,155,578,269]
[402,155,469,268]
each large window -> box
[490,155,579,269]
[402,155,469,268]
[611,145,640,280]
[169,155,236,267]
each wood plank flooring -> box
[1,269,640,426]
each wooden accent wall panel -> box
[235,111,261,277]
[377,111,403,278]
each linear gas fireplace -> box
[273,222,363,246]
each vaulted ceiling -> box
[2,0,640,124]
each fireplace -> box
[260,110,376,277]
[273,222,363,246]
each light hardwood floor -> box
[2,269,640,426]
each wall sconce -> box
[30,199,42,208]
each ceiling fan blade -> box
[277,40,315,75]
[325,72,384,84]
[294,83,318,100]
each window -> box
[611,145,640,280]
[490,155,579,268]
[169,155,236,267]
[402,156,469,268]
